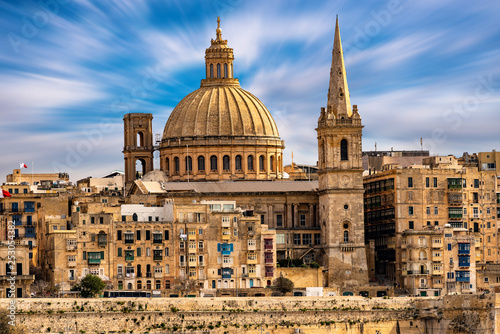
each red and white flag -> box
[20,162,28,168]
[0,189,11,198]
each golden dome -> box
[162,85,280,140]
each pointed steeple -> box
[327,16,352,118]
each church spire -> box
[327,16,352,118]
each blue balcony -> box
[222,274,232,279]
[458,243,470,255]
[456,271,470,282]
[25,233,36,238]
[221,250,231,256]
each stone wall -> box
[2,294,498,334]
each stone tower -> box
[317,18,368,287]
[123,113,154,186]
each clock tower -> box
[317,17,368,287]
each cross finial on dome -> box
[216,17,222,41]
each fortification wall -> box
[2,294,497,334]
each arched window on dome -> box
[247,155,254,171]
[235,155,242,170]
[198,156,205,171]
[165,157,170,175]
[217,64,221,78]
[223,155,230,171]
[210,155,218,171]
[224,64,228,78]
[210,64,213,78]
[259,155,265,171]
[270,156,274,172]
[185,156,192,172]
[340,139,348,161]
[174,157,180,173]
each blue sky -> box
[1,0,499,182]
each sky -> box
[1,0,499,182]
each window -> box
[198,228,203,235]
[137,248,141,257]
[146,230,151,240]
[124,232,134,244]
[210,64,213,78]
[165,158,170,174]
[314,233,321,245]
[433,177,437,187]
[210,155,218,171]
[259,155,265,171]
[434,207,438,215]
[426,177,429,187]
[408,206,414,215]
[153,233,162,243]
[299,214,306,226]
[185,156,192,172]
[276,214,283,227]
[198,155,205,171]
[164,230,169,240]
[235,155,242,170]
[474,179,479,188]
[340,139,348,161]
[343,230,349,243]
[223,155,230,171]
[426,207,430,215]
[224,63,228,78]
[165,247,169,256]
[293,234,301,245]
[270,156,274,171]
[409,221,414,230]
[276,234,285,244]
[91,217,95,224]
[217,63,221,78]
[408,177,413,188]
[247,155,254,171]
[302,233,312,245]
[173,156,179,173]
[198,241,204,249]
[153,250,162,261]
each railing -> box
[125,256,134,261]
[146,272,152,278]
[179,262,186,267]
[265,258,273,264]
[264,244,273,250]
[153,256,163,261]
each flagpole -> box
[32,161,34,187]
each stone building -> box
[364,155,498,293]
[123,17,368,288]
[0,242,35,298]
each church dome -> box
[162,85,280,140]
[159,17,284,182]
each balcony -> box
[188,234,196,241]
[265,268,274,277]
[179,262,186,267]
[449,213,463,219]
[154,272,163,278]
[125,255,134,261]
[198,262,205,267]
[221,220,231,228]
[153,255,163,261]
[247,257,257,265]
[264,244,273,250]
[125,273,136,278]
[146,272,152,278]
[402,270,408,276]
[432,269,443,275]
[222,233,231,241]
[432,255,442,261]
[247,243,256,251]
[265,258,273,264]
[456,276,470,282]
[25,233,36,238]
[67,262,76,267]
[432,242,441,249]
[67,244,77,251]
[221,250,231,256]
[88,258,101,264]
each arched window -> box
[198,155,205,171]
[137,280,142,290]
[217,63,221,78]
[259,155,265,171]
[165,280,171,289]
[118,281,123,290]
[210,155,218,171]
[132,213,138,222]
[247,155,254,171]
[270,156,274,171]
[137,264,142,277]
[136,132,143,147]
[210,64,213,78]
[174,157,180,173]
[185,156,192,172]
[146,280,151,289]
[223,155,230,171]
[235,155,242,170]
[155,280,161,289]
[344,230,349,243]
[165,158,170,175]
[340,139,348,161]
[127,282,133,290]
[224,63,228,78]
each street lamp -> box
[54,268,64,298]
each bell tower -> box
[123,113,154,186]
[317,17,368,287]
